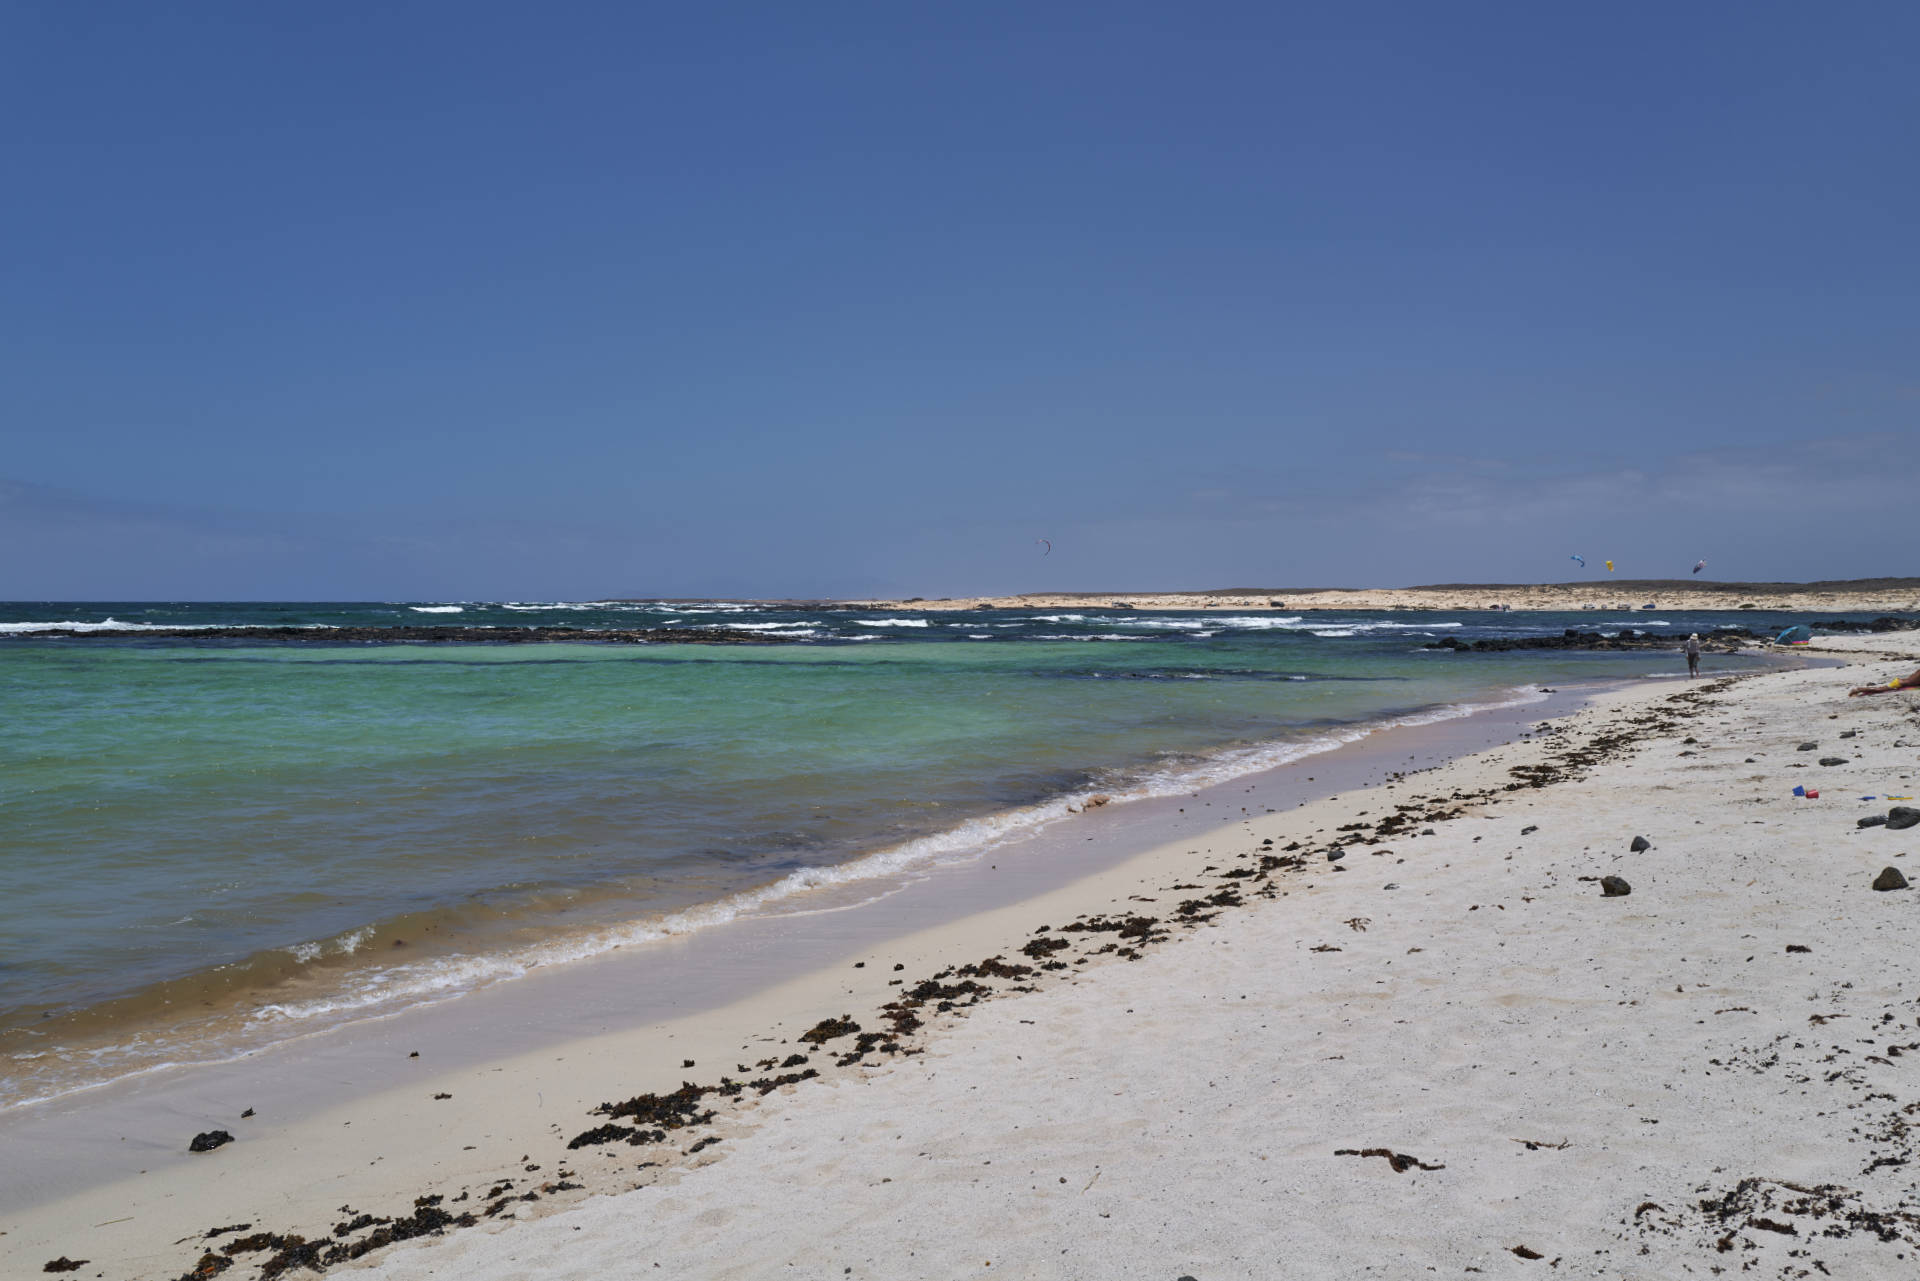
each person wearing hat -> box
[1684,633,1701,678]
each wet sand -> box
[8,637,1919,1278]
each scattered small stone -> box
[1888,807,1920,831]
[1860,815,1889,828]
[240,1107,255,1118]
[1521,825,1538,835]
[1785,944,1811,953]
[42,1259,88,1274]
[1601,876,1632,897]
[1797,742,1818,751]
[1421,828,1436,836]
[1818,757,1848,767]
[1326,850,1345,862]
[432,1092,452,1100]
[189,1130,234,1153]
[1872,867,1909,892]
[1629,836,1652,852]
[1511,1245,1544,1260]
[1840,730,1857,739]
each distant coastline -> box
[851,576,1920,614]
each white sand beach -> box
[862,580,1920,615]
[9,635,1920,1280]
[360,634,1920,1280]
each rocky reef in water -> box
[1423,617,1918,654]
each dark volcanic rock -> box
[1629,835,1652,853]
[1601,876,1632,897]
[1818,757,1848,767]
[189,1129,234,1153]
[1424,628,1710,654]
[1421,617,1915,655]
[1808,615,1920,633]
[1859,815,1889,828]
[1872,867,1909,892]
[1887,807,1920,831]
[1797,742,1818,751]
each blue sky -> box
[3,2,1914,599]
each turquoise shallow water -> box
[0,600,1851,1104]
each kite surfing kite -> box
[1036,538,1052,556]
[1605,559,1615,573]
[1569,554,1586,568]
[1692,559,1707,575]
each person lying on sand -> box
[1849,668,1920,697]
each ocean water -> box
[0,600,1839,1106]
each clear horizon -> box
[5,4,1915,599]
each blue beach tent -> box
[1775,625,1812,646]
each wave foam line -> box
[0,618,219,633]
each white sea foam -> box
[855,618,931,628]
[0,618,215,633]
[281,926,374,964]
[1032,614,1089,623]
[409,605,465,614]
[1206,615,1307,629]
[1312,630,1358,638]
[1301,620,1463,633]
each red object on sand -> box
[1803,789,1819,799]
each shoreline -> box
[857,582,1920,615]
[7,637,1916,1277]
[364,633,1920,1279]
[1,674,1615,1115]
[3,673,1671,1276]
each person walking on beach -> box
[1685,633,1701,678]
[1850,668,1920,697]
